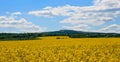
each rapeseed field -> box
[0,37,120,62]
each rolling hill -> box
[39,30,120,38]
[0,30,120,40]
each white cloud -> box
[11,12,22,16]
[94,0,120,8]
[28,5,79,17]
[99,24,120,33]
[62,24,90,31]
[0,15,45,33]
[94,0,101,5]
[28,0,120,33]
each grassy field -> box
[0,36,120,62]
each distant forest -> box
[0,30,120,40]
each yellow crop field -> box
[0,37,120,62]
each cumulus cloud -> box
[0,15,45,33]
[28,5,85,17]
[62,24,90,31]
[28,0,120,33]
[11,12,22,16]
[99,24,120,33]
[94,0,120,8]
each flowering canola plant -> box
[0,37,120,62]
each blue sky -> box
[0,0,92,12]
[0,0,120,33]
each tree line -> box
[0,33,38,40]
[39,32,120,38]
[0,30,120,40]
